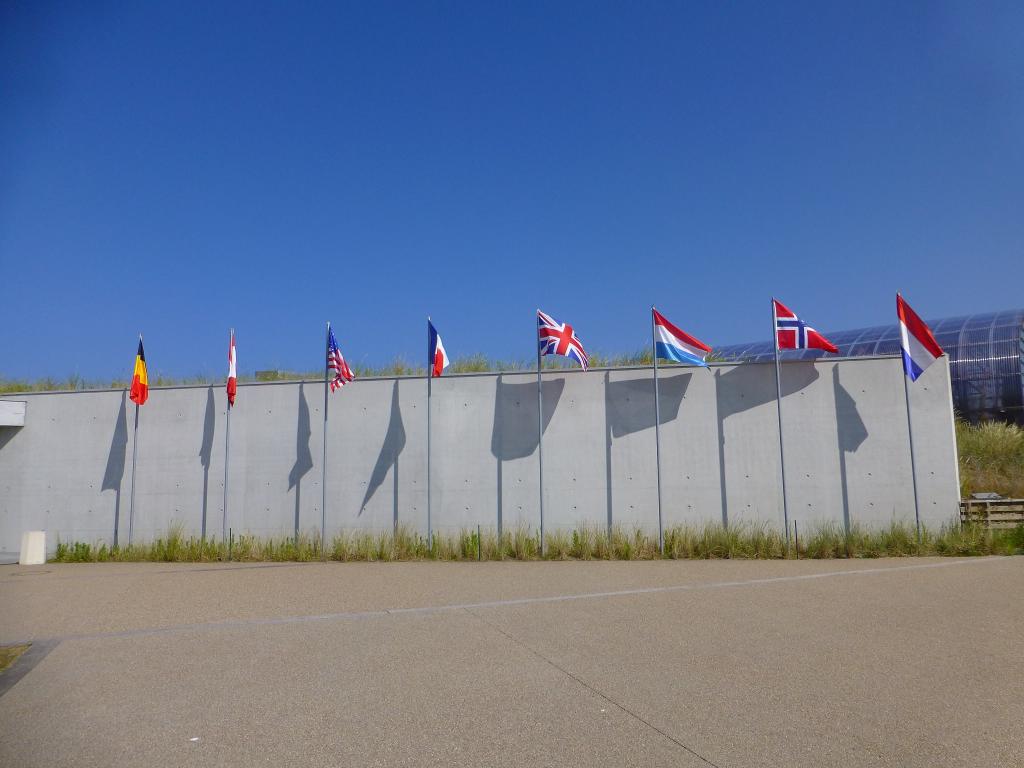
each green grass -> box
[956,419,1024,498]
[50,520,1024,563]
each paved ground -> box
[0,557,1021,767]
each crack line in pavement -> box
[8,557,1010,646]
[463,607,722,768]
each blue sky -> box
[2,1,1022,380]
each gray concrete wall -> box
[0,356,961,555]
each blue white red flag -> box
[326,326,354,392]
[537,309,589,370]
[653,309,711,367]
[897,294,943,381]
[773,299,838,353]
[427,320,449,378]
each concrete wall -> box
[0,356,961,556]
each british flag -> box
[537,309,589,370]
[327,326,355,392]
[773,299,838,353]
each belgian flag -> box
[129,337,149,405]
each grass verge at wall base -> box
[51,521,1024,563]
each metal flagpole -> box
[536,312,545,555]
[903,369,922,538]
[899,294,923,539]
[771,299,791,544]
[426,317,433,548]
[321,321,330,556]
[222,328,232,543]
[652,308,664,555]
[128,333,142,547]
[129,403,139,546]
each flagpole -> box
[129,403,139,546]
[902,367,923,539]
[222,328,232,543]
[771,300,791,544]
[652,308,664,555]
[898,295,923,539]
[536,312,545,555]
[426,317,433,548]
[128,332,141,547]
[321,321,330,556]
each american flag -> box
[537,309,589,370]
[327,326,354,392]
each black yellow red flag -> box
[129,338,149,405]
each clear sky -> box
[2,1,1022,381]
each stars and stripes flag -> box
[897,294,943,381]
[773,299,838,354]
[226,330,237,407]
[537,309,589,370]
[427,320,449,377]
[653,308,711,366]
[327,326,354,392]
[129,337,149,405]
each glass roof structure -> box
[714,309,1024,424]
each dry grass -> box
[957,419,1024,498]
[0,644,32,673]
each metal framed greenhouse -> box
[714,309,1024,425]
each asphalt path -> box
[1,557,1020,767]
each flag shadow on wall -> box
[289,383,314,538]
[603,371,692,532]
[360,380,406,526]
[715,362,819,527]
[490,375,565,534]
[101,390,129,546]
[198,387,216,539]
[832,366,869,531]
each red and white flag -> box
[226,330,237,406]
[773,299,838,354]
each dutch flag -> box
[653,308,712,367]
[897,294,943,382]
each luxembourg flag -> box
[897,294,943,381]
[653,308,711,366]
[427,319,449,377]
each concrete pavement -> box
[1,558,1021,767]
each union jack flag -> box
[773,299,837,353]
[537,309,589,370]
[327,326,355,392]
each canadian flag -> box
[226,329,237,407]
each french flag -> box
[428,319,449,378]
[897,294,943,381]
[653,309,712,367]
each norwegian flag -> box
[773,299,838,353]
[226,329,237,407]
[537,309,589,370]
[326,326,354,392]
